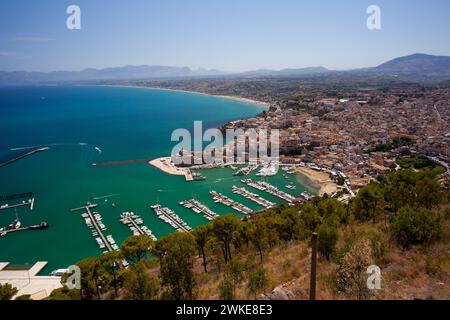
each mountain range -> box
[1,53,450,84]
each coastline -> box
[99,84,270,110]
[294,167,339,196]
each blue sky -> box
[1,0,449,72]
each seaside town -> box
[1,76,449,300]
[226,86,450,187]
[1,1,450,304]
[124,79,450,199]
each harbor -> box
[0,85,302,274]
[150,204,192,232]
[120,211,157,241]
[179,199,219,221]
[210,190,254,215]
[71,203,119,252]
[232,186,275,209]
[241,179,298,203]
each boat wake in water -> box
[11,142,89,151]
[93,194,120,200]
[10,143,102,158]
[157,189,177,193]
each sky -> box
[0,0,450,72]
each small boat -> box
[8,220,21,230]
[29,222,49,230]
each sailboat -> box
[8,208,21,230]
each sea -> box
[0,85,311,274]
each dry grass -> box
[145,219,449,300]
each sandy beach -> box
[101,85,270,110]
[295,167,339,196]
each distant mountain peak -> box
[375,53,450,75]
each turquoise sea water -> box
[0,85,309,274]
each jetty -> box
[232,186,275,209]
[120,211,157,241]
[150,204,192,232]
[92,158,155,167]
[0,147,49,168]
[0,221,48,237]
[241,179,297,203]
[210,190,254,215]
[0,197,35,212]
[179,199,219,221]
[71,203,118,252]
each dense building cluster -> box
[225,86,450,189]
[112,78,449,191]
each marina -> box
[71,203,119,252]
[120,211,157,241]
[0,85,285,272]
[179,199,219,221]
[241,179,298,203]
[150,204,192,232]
[210,190,254,215]
[256,163,278,177]
[232,186,275,209]
[300,191,313,201]
[233,164,259,176]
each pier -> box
[71,204,117,252]
[0,198,35,212]
[241,179,297,203]
[0,147,49,168]
[120,212,157,240]
[0,222,48,237]
[150,204,192,232]
[210,190,254,215]
[179,199,219,221]
[232,186,275,209]
[86,206,112,251]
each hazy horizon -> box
[1,0,450,73]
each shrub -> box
[390,206,442,247]
[0,283,18,300]
[336,239,374,300]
